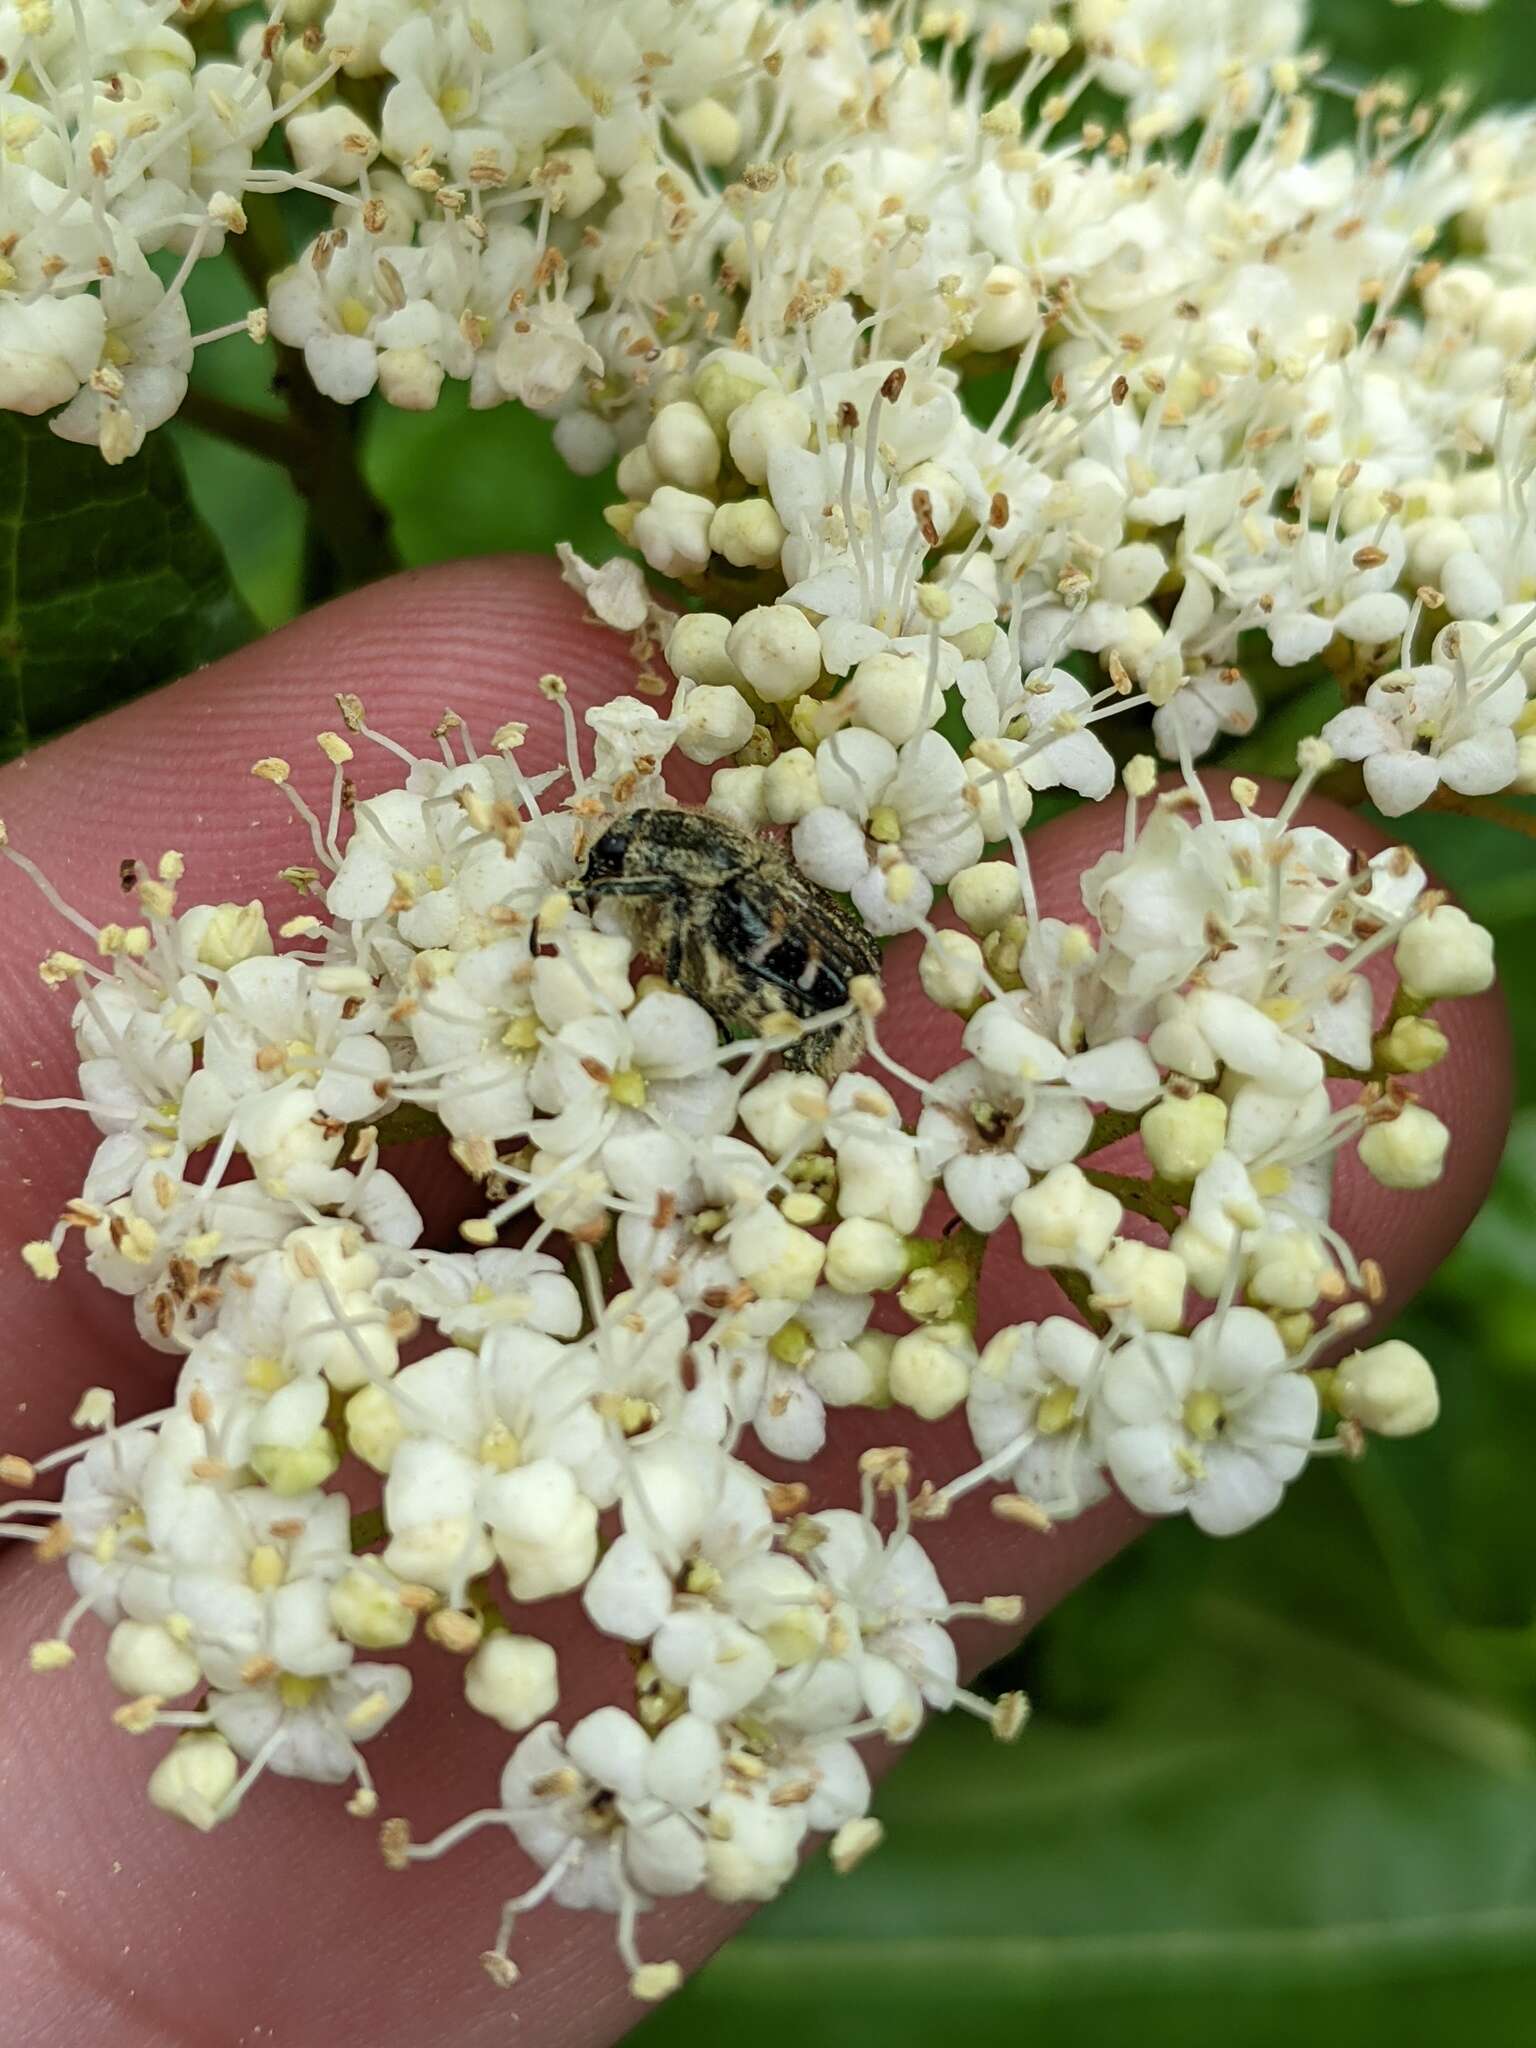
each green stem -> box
[1083,1169,1183,1235]
[901,1223,988,1327]
[1048,1265,1110,1336]
[468,1575,511,1635]
[180,388,305,469]
[1429,789,1536,844]
[221,195,401,596]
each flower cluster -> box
[2,0,1532,798]
[0,659,1472,1998]
[0,0,1512,2013]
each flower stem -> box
[1082,1168,1182,1235]
[214,196,401,597]
[1428,790,1536,843]
[1048,1265,1110,1335]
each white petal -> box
[792,807,870,891]
[1362,749,1442,816]
[1438,727,1518,797]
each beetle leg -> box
[582,875,681,900]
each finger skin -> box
[0,561,1510,2047]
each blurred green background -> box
[23,1,1536,2042]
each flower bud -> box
[709,497,786,569]
[1333,591,1408,645]
[1481,284,1536,358]
[739,1071,829,1158]
[1012,1164,1120,1271]
[646,400,722,490]
[286,102,380,185]
[692,350,778,433]
[553,411,616,475]
[1375,1015,1448,1074]
[919,929,986,1013]
[835,1140,930,1233]
[705,1798,803,1903]
[677,683,755,764]
[106,1620,201,1700]
[1440,550,1503,622]
[1358,1103,1450,1189]
[763,746,821,824]
[1405,516,1473,585]
[1167,1220,1228,1299]
[541,145,605,218]
[250,1429,341,1496]
[707,764,769,829]
[632,486,715,577]
[491,1469,598,1602]
[330,1562,419,1649]
[184,900,273,970]
[963,753,1033,840]
[968,263,1038,353]
[824,1217,907,1293]
[346,1385,405,1473]
[615,443,660,499]
[532,931,636,1026]
[464,1634,560,1732]
[1095,1239,1186,1331]
[726,605,822,702]
[673,95,742,166]
[148,1732,240,1832]
[1424,264,1495,327]
[889,1321,977,1420]
[901,461,967,541]
[730,1203,825,1301]
[1394,904,1496,1000]
[377,344,444,412]
[1246,1230,1330,1312]
[949,861,1023,934]
[529,1152,610,1233]
[666,610,742,687]
[810,1329,892,1407]
[727,389,812,484]
[1140,1092,1227,1180]
[1332,1340,1440,1437]
[848,650,933,744]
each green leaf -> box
[0,410,255,762]
[638,1628,1536,2048]
[363,382,618,568]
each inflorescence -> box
[0,0,1515,2011]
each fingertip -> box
[0,557,674,1447]
[0,556,665,888]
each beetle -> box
[577,807,880,1078]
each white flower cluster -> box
[4,0,1534,798]
[0,660,1470,1998]
[0,0,1511,2010]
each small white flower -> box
[499,1709,722,1909]
[209,1661,411,1790]
[529,994,738,1167]
[1098,1310,1318,1535]
[964,1317,1111,1520]
[794,729,984,935]
[702,1288,874,1462]
[380,1334,611,1603]
[1322,663,1522,816]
